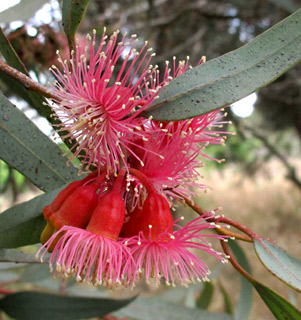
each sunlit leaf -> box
[253,281,301,320]
[0,94,78,191]
[144,9,301,120]
[62,0,90,51]
[0,291,135,320]
[254,239,301,292]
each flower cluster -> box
[38,28,230,289]
[38,170,228,288]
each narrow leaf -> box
[253,281,301,320]
[62,0,90,51]
[0,249,38,263]
[228,240,253,320]
[115,297,234,320]
[144,9,301,120]
[196,281,214,309]
[254,239,301,292]
[0,186,64,248]
[218,281,234,315]
[0,291,135,320]
[0,94,78,191]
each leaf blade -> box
[62,0,90,51]
[254,239,301,292]
[228,240,253,320]
[144,9,301,120]
[0,291,135,320]
[0,94,78,192]
[253,281,301,320]
[0,186,64,248]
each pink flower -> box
[48,28,165,174]
[37,226,134,288]
[127,109,228,204]
[122,215,229,288]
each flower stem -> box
[176,193,254,242]
[220,240,255,284]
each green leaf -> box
[115,297,234,320]
[0,93,78,192]
[0,27,50,118]
[228,240,253,320]
[218,281,234,315]
[254,239,301,292]
[253,281,301,320]
[144,9,301,120]
[0,291,135,320]
[0,249,38,263]
[62,0,90,51]
[0,186,64,248]
[196,281,214,309]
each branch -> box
[0,61,60,101]
[174,192,254,242]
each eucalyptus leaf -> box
[144,9,301,120]
[253,281,301,320]
[196,281,214,310]
[0,249,39,263]
[228,240,252,320]
[0,94,78,191]
[62,0,90,51]
[0,185,64,248]
[254,239,301,292]
[115,297,234,320]
[0,291,135,320]
[218,281,234,315]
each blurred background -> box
[0,1,300,319]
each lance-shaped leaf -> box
[254,239,301,292]
[253,281,301,320]
[0,291,135,320]
[144,9,301,121]
[62,0,90,51]
[0,186,64,248]
[228,240,253,320]
[115,297,234,320]
[0,249,39,264]
[0,94,78,192]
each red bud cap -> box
[86,169,126,240]
[120,192,173,240]
[42,171,98,220]
[50,182,99,230]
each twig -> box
[220,240,255,283]
[0,61,60,101]
[175,192,255,242]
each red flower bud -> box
[86,169,126,240]
[120,192,173,240]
